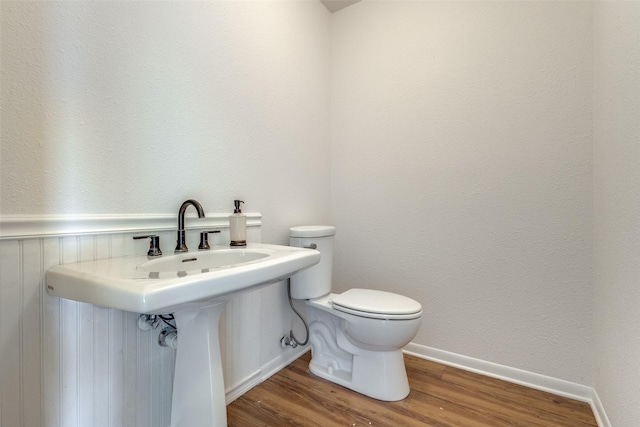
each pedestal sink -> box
[46,243,320,426]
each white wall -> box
[1,0,331,245]
[1,2,330,426]
[3,1,640,426]
[330,1,594,385]
[593,2,640,426]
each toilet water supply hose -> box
[284,279,309,347]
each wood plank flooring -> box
[227,351,597,427]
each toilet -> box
[289,225,422,401]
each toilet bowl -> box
[289,226,422,401]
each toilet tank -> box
[289,226,335,300]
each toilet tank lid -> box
[289,225,336,238]
[332,288,422,316]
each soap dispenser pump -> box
[229,200,247,247]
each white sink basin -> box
[46,241,319,426]
[47,242,320,427]
[46,243,320,314]
[139,249,270,273]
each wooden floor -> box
[227,351,597,427]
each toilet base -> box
[307,315,410,401]
[309,346,410,401]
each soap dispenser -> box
[229,200,247,247]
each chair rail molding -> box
[0,213,262,240]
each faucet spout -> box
[175,199,206,253]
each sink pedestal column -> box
[170,301,228,427]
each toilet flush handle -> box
[304,243,317,249]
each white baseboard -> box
[261,345,310,381]
[225,345,309,405]
[224,342,611,427]
[225,369,263,405]
[404,343,610,427]
[589,390,612,427]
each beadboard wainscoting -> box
[0,214,300,427]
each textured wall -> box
[0,1,331,245]
[593,2,640,426]
[0,2,329,426]
[330,1,593,384]
[5,1,640,424]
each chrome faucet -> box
[175,199,205,253]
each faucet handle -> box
[198,230,221,250]
[133,235,163,257]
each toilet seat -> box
[332,288,422,320]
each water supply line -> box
[281,279,309,348]
[138,314,178,348]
